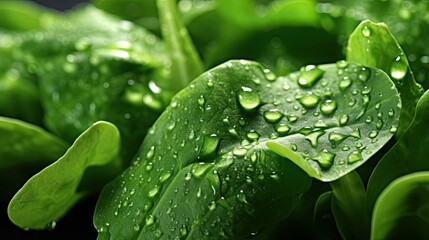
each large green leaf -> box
[20,6,173,160]
[347,20,424,137]
[0,117,68,169]
[371,172,429,240]
[366,90,429,213]
[8,121,121,230]
[94,59,399,239]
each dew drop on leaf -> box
[313,149,336,170]
[298,65,324,88]
[275,124,291,136]
[246,130,260,140]
[320,99,338,116]
[339,76,352,90]
[238,87,261,111]
[348,150,363,164]
[299,92,320,109]
[362,25,371,37]
[336,60,348,69]
[199,134,220,157]
[390,55,408,80]
[191,163,212,178]
[263,110,283,123]
[233,148,248,157]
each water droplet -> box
[314,120,328,128]
[291,143,298,151]
[180,226,188,236]
[207,79,214,87]
[348,98,356,107]
[342,145,350,151]
[148,186,160,198]
[348,150,362,164]
[246,130,260,140]
[362,25,371,37]
[134,224,140,231]
[263,110,283,123]
[356,95,370,119]
[275,124,291,136]
[339,114,349,125]
[185,173,192,181]
[336,60,348,69]
[390,55,408,80]
[145,162,153,171]
[299,93,320,109]
[145,215,155,226]
[339,76,352,90]
[304,129,325,147]
[200,134,220,157]
[238,88,261,111]
[365,116,373,123]
[146,146,155,159]
[388,109,395,117]
[159,172,172,183]
[287,115,298,123]
[350,128,361,139]
[329,132,348,146]
[298,65,324,88]
[320,100,338,116]
[198,95,205,106]
[390,125,397,133]
[358,67,370,82]
[263,68,276,81]
[188,130,195,140]
[376,119,383,130]
[361,86,372,95]
[233,148,248,157]
[167,121,176,130]
[368,131,378,138]
[313,149,336,170]
[191,163,212,178]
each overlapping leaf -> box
[94,59,400,239]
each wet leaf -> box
[94,59,399,239]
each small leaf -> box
[371,171,429,240]
[0,117,68,169]
[347,20,424,137]
[8,121,121,230]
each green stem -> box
[156,0,205,92]
[330,171,369,240]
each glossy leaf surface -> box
[371,172,429,240]
[94,59,400,239]
[347,20,423,137]
[8,121,121,230]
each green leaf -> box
[0,1,59,31]
[330,171,367,240]
[371,171,429,240]
[313,191,341,240]
[8,121,121,230]
[347,20,424,137]
[157,0,205,92]
[0,34,44,125]
[0,117,68,169]
[366,90,429,214]
[94,59,399,239]
[21,6,173,160]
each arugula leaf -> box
[94,59,399,238]
[0,117,68,169]
[8,121,121,230]
[371,171,429,240]
[366,90,429,213]
[347,20,424,137]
